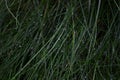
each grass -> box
[0,0,120,80]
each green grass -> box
[0,0,120,80]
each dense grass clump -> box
[0,0,120,80]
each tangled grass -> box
[0,0,120,80]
